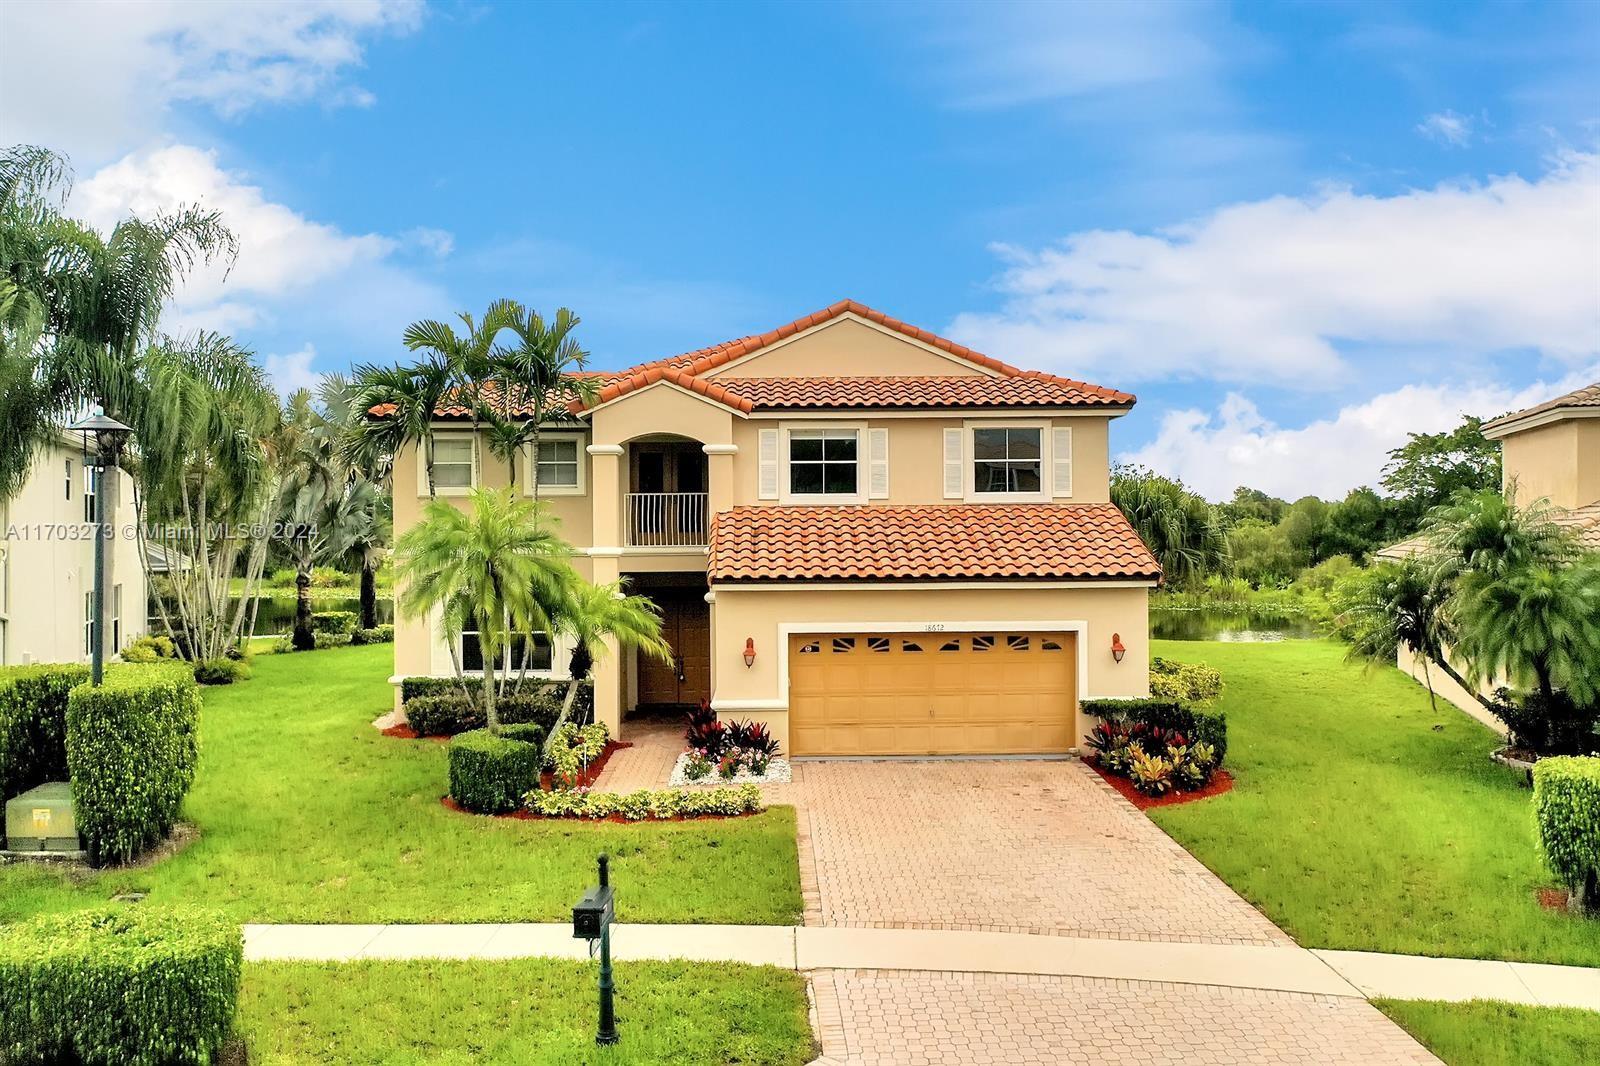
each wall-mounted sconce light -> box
[1111,633,1127,663]
[743,638,757,668]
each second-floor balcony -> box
[626,492,708,547]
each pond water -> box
[233,596,394,635]
[1150,607,1323,642]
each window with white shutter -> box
[868,428,890,499]
[1051,427,1073,497]
[757,428,779,500]
[942,428,964,499]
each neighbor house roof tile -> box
[1482,381,1600,434]
[707,504,1161,583]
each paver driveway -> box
[768,758,1288,945]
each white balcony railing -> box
[626,492,709,547]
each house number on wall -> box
[922,624,946,632]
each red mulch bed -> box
[380,731,632,788]
[381,723,447,742]
[1086,759,1235,809]
[1537,887,1574,912]
[438,795,761,824]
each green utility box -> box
[4,781,81,854]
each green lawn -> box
[1148,639,1600,967]
[235,959,813,1064]
[1376,1000,1600,1066]
[1,645,802,925]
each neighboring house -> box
[1381,381,1600,721]
[389,300,1160,755]
[0,433,145,666]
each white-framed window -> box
[84,590,94,657]
[459,623,554,674]
[83,464,98,524]
[973,426,1042,495]
[946,420,1069,503]
[523,433,586,496]
[777,422,870,503]
[112,584,122,652]
[427,433,477,495]
[64,458,73,500]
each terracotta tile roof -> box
[576,365,754,415]
[1483,381,1600,434]
[708,504,1161,583]
[1555,501,1600,551]
[708,374,1131,410]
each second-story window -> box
[431,435,475,492]
[65,459,73,500]
[83,464,98,524]
[972,427,1042,495]
[788,428,858,496]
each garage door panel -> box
[788,631,1076,756]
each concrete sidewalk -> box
[242,922,1600,1011]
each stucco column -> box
[588,444,624,550]
[702,443,737,518]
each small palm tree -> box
[1333,561,1455,711]
[547,580,674,744]
[394,488,579,731]
[1111,464,1229,586]
[349,356,453,497]
[1452,556,1600,708]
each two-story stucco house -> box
[0,433,146,666]
[390,301,1160,756]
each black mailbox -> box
[573,883,614,940]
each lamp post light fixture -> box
[66,410,133,686]
[572,853,618,1046]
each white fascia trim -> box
[619,546,707,556]
[759,619,1093,714]
[580,377,751,419]
[587,444,624,456]
[700,312,1009,380]
[710,580,1157,591]
[702,443,739,454]
[584,547,625,557]
[712,698,788,712]
[1481,407,1599,439]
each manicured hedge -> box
[526,783,763,820]
[0,907,241,1066]
[448,728,543,814]
[193,657,251,686]
[310,610,357,634]
[1533,756,1600,910]
[404,686,572,737]
[66,663,201,865]
[1082,697,1228,766]
[400,675,589,716]
[1149,656,1225,705]
[350,623,395,645]
[0,663,87,801]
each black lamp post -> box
[66,410,133,686]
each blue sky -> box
[3,0,1597,499]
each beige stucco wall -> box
[706,317,992,380]
[707,583,1150,753]
[1,439,145,666]
[1500,418,1600,510]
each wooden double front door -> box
[635,591,711,709]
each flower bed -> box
[670,750,791,786]
[1083,718,1221,800]
[526,783,764,821]
[1087,759,1235,809]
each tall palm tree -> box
[547,580,673,743]
[393,488,579,731]
[486,304,600,500]
[317,373,392,627]
[349,355,453,497]
[1452,556,1600,708]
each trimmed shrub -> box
[498,722,546,747]
[1494,689,1600,757]
[548,721,610,789]
[400,675,585,713]
[0,907,242,1066]
[448,728,543,814]
[120,634,178,664]
[498,687,566,730]
[193,657,250,686]
[401,683,571,737]
[66,663,201,864]
[1533,756,1600,911]
[526,783,763,820]
[1149,657,1225,705]
[350,624,395,645]
[313,630,353,649]
[311,610,357,635]
[0,664,87,802]
[1082,697,1228,767]
[406,693,481,736]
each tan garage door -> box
[788,632,1077,756]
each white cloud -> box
[1416,110,1474,147]
[73,145,398,331]
[948,151,1600,386]
[0,0,423,162]
[1121,369,1600,501]
[405,226,455,258]
[264,344,322,399]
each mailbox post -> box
[572,853,618,1046]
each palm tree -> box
[349,355,453,497]
[393,488,580,731]
[1451,556,1600,708]
[1424,488,1577,582]
[317,373,392,628]
[547,580,673,743]
[1110,464,1230,586]
[487,304,600,499]
[1332,561,1454,711]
